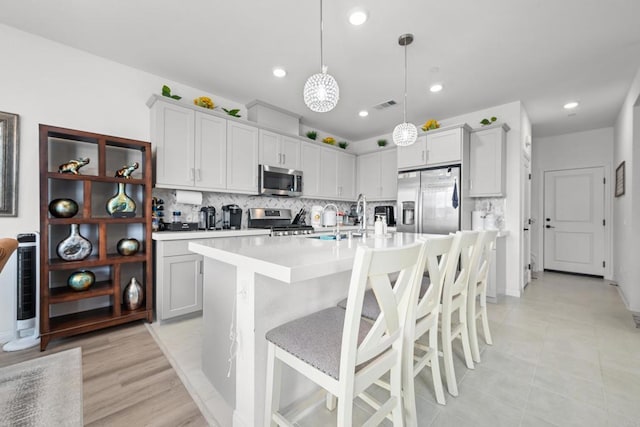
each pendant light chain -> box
[392,33,417,146]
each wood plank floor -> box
[0,322,208,426]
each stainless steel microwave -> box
[259,165,303,197]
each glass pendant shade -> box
[393,122,418,146]
[304,68,339,113]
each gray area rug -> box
[0,347,83,426]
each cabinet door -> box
[397,136,427,170]
[227,121,259,193]
[320,148,338,198]
[379,149,398,200]
[426,128,462,165]
[337,151,356,200]
[469,126,505,197]
[357,152,380,198]
[280,136,301,170]
[162,254,203,320]
[195,112,227,191]
[301,143,322,197]
[154,103,195,187]
[259,129,281,167]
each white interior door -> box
[544,167,605,275]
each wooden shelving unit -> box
[39,124,153,350]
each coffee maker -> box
[222,204,242,230]
[374,205,396,226]
[198,206,216,230]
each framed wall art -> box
[615,161,625,197]
[0,111,19,216]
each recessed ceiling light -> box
[430,83,443,93]
[273,68,286,78]
[359,110,369,117]
[349,10,368,26]
[563,101,579,109]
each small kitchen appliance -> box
[374,205,396,227]
[222,204,242,230]
[310,205,323,227]
[199,206,216,230]
[248,208,314,236]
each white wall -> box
[613,67,640,311]
[531,127,614,278]
[0,24,245,336]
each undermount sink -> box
[307,233,349,240]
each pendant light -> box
[393,33,418,146]
[303,0,339,113]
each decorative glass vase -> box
[106,182,136,217]
[48,198,79,218]
[56,224,92,261]
[67,270,95,291]
[117,238,140,256]
[123,277,143,310]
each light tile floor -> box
[150,272,640,426]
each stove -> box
[247,208,314,236]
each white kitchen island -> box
[189,232,432,427]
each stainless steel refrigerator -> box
[397,166,461,234]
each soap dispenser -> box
[375,215,384,236]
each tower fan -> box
[3,233,40,351]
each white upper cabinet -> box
[195,112,227,191]
[358,149,397,201]
[397,124,470,170]
[259,129,300,170]
[319,148,338,198]
[226,121,259,193]
[337,150,356,200]
[397,136,427,170]
[300,143,322,197]
[469,123,509,197]
[153,101,196,188]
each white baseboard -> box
[0,330,14,344]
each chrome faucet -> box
[355,193,367,237]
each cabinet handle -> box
[422,151,425,162]
[190,168,195,180]
[278,153,282,164]
[469,179,473,190]
[283,153,286,165]
[197,169,202,181]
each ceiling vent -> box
[373,100,397,110]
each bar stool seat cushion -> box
[266,307,373,380]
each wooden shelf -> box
[46,172,147,186]
[47,217,147,225]
[40,124,154,351]
[49,281,114,304]
[47,253,148,270]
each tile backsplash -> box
[153,189,396,228]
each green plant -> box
[161,85,181,100]
[480,116,497,126]
[338,141,348,149]
[306,130,318,140]
[377,139,387,147]
[222,108,241,118]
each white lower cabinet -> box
[155,240,203,321]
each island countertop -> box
[188,232,439,283]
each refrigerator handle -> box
[417,189,423,234]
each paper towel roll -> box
[471,211,485,231]
[175,190,203,205]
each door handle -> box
[545,225,555,229]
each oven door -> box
[259,165,302,196]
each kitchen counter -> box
[152,228,270,241]
[189,231,441,427]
